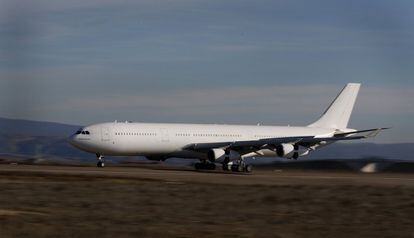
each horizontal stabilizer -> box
[334,128,390,138]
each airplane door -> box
[101,127,110,141]
[159,128,169,143]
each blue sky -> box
[0,0,413,143]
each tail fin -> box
[308,83,361,129]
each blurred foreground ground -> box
[0,164,413,238]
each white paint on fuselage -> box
[70,122,335,159]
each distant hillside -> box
[0,134,92,160]
[306,143,414,161]
[0,117,91,162]
[0,117,413,163]
[0,117,80,137]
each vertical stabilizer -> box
[308,83,360,129]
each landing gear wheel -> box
[244,164,252,173]
[96,153,105,168]
[231,164,239,172]
[209,163,216,170]
[195,162,216,170]
[97,160,105,168]
[230,164,252,173]
[222,157,230,171]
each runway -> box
[1,164,413,187]
[1,164,413,238]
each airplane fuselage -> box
[69,83,385,171]
[70,122,334,160]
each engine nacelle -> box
[207,149,240,163]
[275,144,296,159]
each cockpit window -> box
[75,129,90,135]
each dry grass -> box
[0,172,413,238]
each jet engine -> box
[275,144,298,159]
[207,149,240,163]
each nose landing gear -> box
[96,153,105,168]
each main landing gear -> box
[96,153,105,168]
[194,160,216,170]
[195,158,253,173]
[222,158,252,173]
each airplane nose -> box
[68,135,78,147]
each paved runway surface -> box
[1,164,414,238]
[1,164,413,186]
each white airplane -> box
[69,83,387,172]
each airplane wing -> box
[183,128,388,154]
[184,136,311,152]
